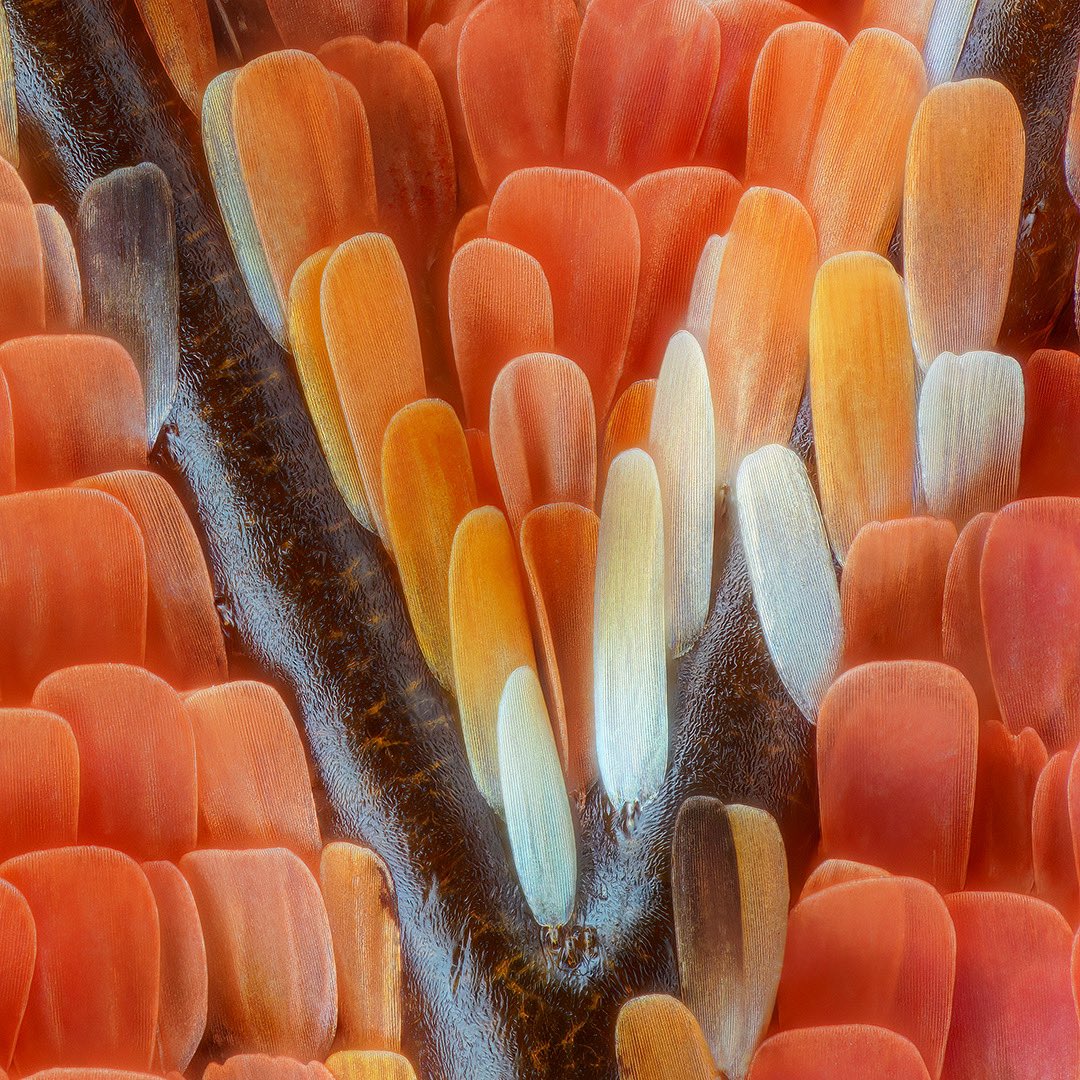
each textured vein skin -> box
[6,2,813,1076]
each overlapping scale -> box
[1020,349,1080,498]
[748,1026,932,1080]
[600,380,656,490]
[0,879,34,1071]
[1033,749,1078,923]
[132,0,215,113]
[798,859,889,900]
[324,1052,416,1080]
[34,205,83,331]
[0,156,45,342]
[817,661,978,890]
[180,848,336,1062]
[614,995,716,1080]
[487,167,639,420]
[203,1057,335,1080]
[264,0,406,49]
[31,664,197,861]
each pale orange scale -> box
[0,369,12,494]
[695,0,811,175]
[448,239,555,429]
[2,846,159,1074]
[520,503,599,793]
[600,379,656,494]
[457,0,580,196]
[0,156,46,343]
[777,876,955,1077]
[487,167,640,420]
[183,682,321,862]
[966,720,1046,893]
[944,892,1078,1079]
[264,0,406,49]
[563,0,721,188]
[708,186,817,487]
[941,513,998,720]
[417,16,484,211]
[1033,750,1078,925]
[203,1057,334,1080]
[817,660,978,891]
[798,859,889,901]
[141,861,208,1074]
[0,335,145,490]
[0,708,78,861]
[0,489,147,703]
[232,52,376,317]
[615,995,716,1080]
[31,665,197,861]
[133,0,216,113]
[748,1026,932,1080]
[382,399,477,689]
[745,22,847,198]
[1020,349,1080,498]
[74,470,227,691]
[981,497,1080,752]
[319,843,402,1053]
[319,38,455,286]
[804,29,926,260]
[489,353,596,532]
[180,848,337,1062]
[623,167,741,384]
[464,428,503,510]
[0,879,34,1071]
[840,517,957,669]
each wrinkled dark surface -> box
[6,0,819,1076]
[957,0,1080,357]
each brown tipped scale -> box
[319,38,454,286]
[840,517,957,668]
[133,0,215,113]
[817,661,978,891]
[0,709,78,862]
[382,399,477,690]
[0,489,147,702]
[448,239,555,429]
[489,353,596,532]
[624,167,741,384]
[0,157,46,341]
[319,843,402,1053]
[745,23,847,198]
[1069,58,1080,208]
[232,51,376,339]
[35,205,82,331]
[805,29,926,260]
[180,848,336,1062]
[457,0,580,195]
[449,506,537,812]
[141,861,207,1074]
[74,470,228,691]
[0,3,15,167]
[0,880,34,1071]
[708,186,817,488]
[903,81,1025,371]
[748,1026,932,1080]
[1033,750,1077,923]
[695,0,810,174]
[981,497,1080,751]
[3,846,160,1074]
[78,163,180,446]
[0,335,145,489]
[672,797,789,1080]
[615,994,716,1080]
[520,503,598,792]
[289,248,372,532]
[320,233,425,542]
[601,380,656,491]
[563,0,721,188]
[31,665,197,861]
[943,893,1078,1079]
[967,720,1046,893]
[183,682,321,861]
[264,0,406,49]
[809,252,916,562]
[777,877,956,1077]
[487,167,640,421]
